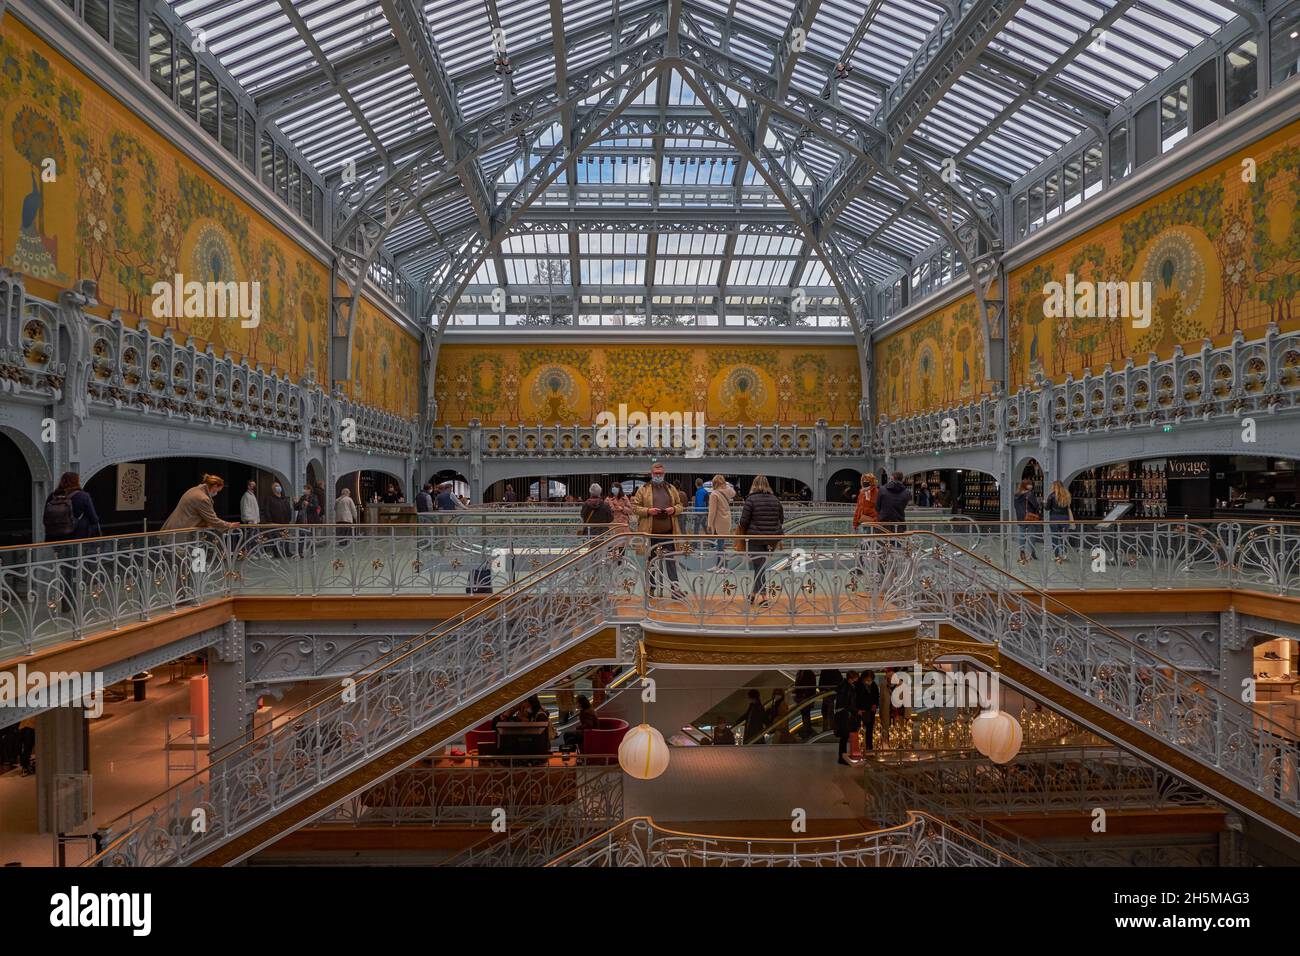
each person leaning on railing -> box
[161,474,237,533]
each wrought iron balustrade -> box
[874,323,1300,457]
[909,536,1300,822]
[427,421,865,459]
[546,812,1024,867]
[0,272,416,457]
[0,521,597,657]
[317,755,623,834]
[87,534,625,866]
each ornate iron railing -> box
[317,756,623,829]
[0,522,595,656]
[874,323,1300,457]
[864,745,1221,867]
[80,530,1300,865]
[865,746,1214,820]
[86,535,629,866]
[427,421,865,459]
[0,271,416,457]
[911,536,1300,820]
[545,812,1024,867]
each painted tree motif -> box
[1249,145,1300,325]
[107,130,158,314]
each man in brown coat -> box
[161,474,238,532]
[632,461,686,597]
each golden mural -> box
[1008,119,1300,389]
[338,294,421,417]
[0,18,419,416]
[434,344,863,426]
[874,293,987,417]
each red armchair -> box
[464,720,496,753]
[582,717,630,756]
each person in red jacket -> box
[852,472,879,531]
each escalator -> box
[88,529,1300,864]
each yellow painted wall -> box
[874,292,988,417]
[1009,119,1300,390]
[341,294,421,416]
[0,17,419,416]
[433,344,863,426]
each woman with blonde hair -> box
[705,474,736,570]
[737,475,784,605]
[1045,479,1074,562]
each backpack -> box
[44,492,76,539]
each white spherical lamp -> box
[970,710,1023,764]
[618,723,670,780]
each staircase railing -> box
[86,533,629,866]
[907,536,1300,823]
[545,812,1026,867]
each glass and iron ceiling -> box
[167,0,1242,330]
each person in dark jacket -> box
[876,472,912,532]
[737,475,784,606]
[580,483,613,536]
[818,667,842,737]
[741,689,768,744]
[855,670,881,751]
[44,471,101,542]
[415,483,435,513]
[1014,479,1042,562]
[293,483,322,556]
[44,472,102,611]
[793,669,818,740]
[834,671,860,764]
[265,481,294,557]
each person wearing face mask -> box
[265,480,294,557]
[162,474,238,532]
[632,461,686,597]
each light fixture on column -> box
[971,709,1022,764]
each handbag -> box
[1026,510,1042,522]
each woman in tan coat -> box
[162,474,237,532]
[705,474,735,570]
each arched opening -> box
[0,430,37,546]
[426,469,470,502]
[349,470,405,505]
[83,457,288,533]
[904,467,1000,518]
[826,467,863,504]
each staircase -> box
[88,537,630,866]
[910,537,1300,840]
